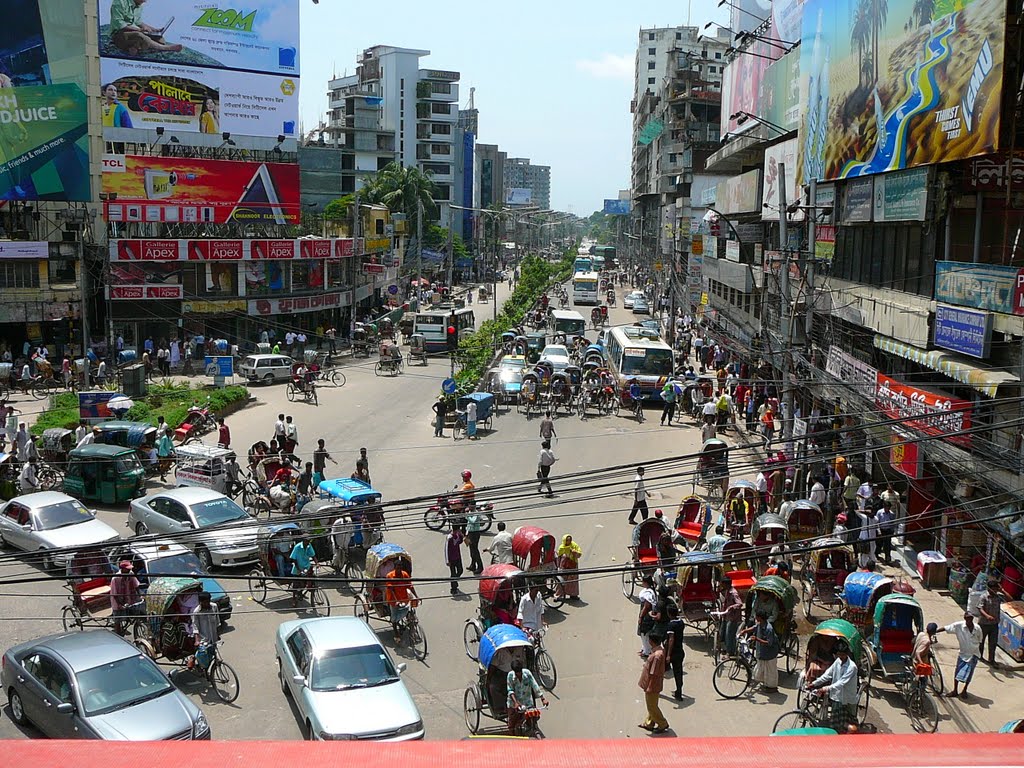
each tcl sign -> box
[102,154,126,172]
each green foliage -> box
[30,384,250,436]
[323,194,355,221]
[452,245,578,388]
[361,162,438,221]
[424,224,470,261]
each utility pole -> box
[416,199,423,309]
[777,162,793,443]
[446,206,454,291]
[805,179,817,343]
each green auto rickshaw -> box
[525,332,546,365]
[63,444,147,505]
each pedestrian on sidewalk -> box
[432,396,449,438]
[445,525,465,594]
[465,509,486,574]
[539,411,556,442]
[537,440,556,497]
[935,612,982,699]
[313,439,336,483]
[638,634,669,733]
[629,466,651,524]
[217,417,230,449]
[741,612,779,692]
[978,579,1004,666]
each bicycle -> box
[771,689,834,733]
[393,604,428,661]
[630,395,645,423]
[525,626,557,692]
[186,640,240,704]
[894,655,939,733]
[711,634,755,699]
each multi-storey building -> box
[504,157,551,210]
[326,46,460,221]
[476,144,507,210]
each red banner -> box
[109,285,184,300]
[875,374,973,449]
[247,292,344,316]
[102,156,301,225]
[890,430,922,479]
[110,239,359,261]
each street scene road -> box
[0,277,1017,742]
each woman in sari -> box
[556,534,582,600]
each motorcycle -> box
[174,397,217,442]
[424,489,495,532]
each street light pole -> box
[777,162,793,443]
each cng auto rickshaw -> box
[63,444,146,504]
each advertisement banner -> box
[725,240,741,263]
[814,224,836,260]
[731,0,773,34]
[102,156,300,224]
[935,260,1024,316]
[109,284,183,300]
[0,241,48,259]
[204,356,233,377]
[721,36,773,136]
[799,0,1006,183]
[506,188,532,205]
[762,139,802,221]
[182,299,246,314]
[842,177,873,222]
[873,167,929,222]
[965,152,1024,191]
[890,428,922,479]
[933,304,994,359]
[0,0,89,201]
[79,392,121,421]
[875,373,973,449]
[825,346,877,400]
[99,58,298,138]
[97,0,299,77]
[110,238,360,261]
[248,292,343,317]
[761,49,802,133]
[603,199,631,215]
[715,169,761,215]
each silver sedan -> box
[0,492,120,570]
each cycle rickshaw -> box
[672,550,722,643]
[549,371,574,415]
[800,537,855,619]
[674,494,707,547]
[751,513,789,567]
[463,625,546,738]
[839,571,894,636]
[287,362,318,405]
[785,499,826,544]
[60,547,121,633]
[745,575,801,673]
[518,372,541,416]
[134,575,239,702]
[353,542,427,660]
[454,391,495,440]
[696,438,729,500]
[39,427,74,489]
[621,516,673,598]
[463,563,526,660]
[725,478,760,535]
[302,481,384,592]
[582,345,605,367]
[869,593,940,689]
[512,526,564,609]
[408,333,429,365]
[247,522,332,614]
[375,340,403,376]
[721,537,758,597]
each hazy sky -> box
[299,0,729,215]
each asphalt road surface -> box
[0,279,1015,740]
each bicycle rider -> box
[385,564,419,643]
[628,378,643,414]
[288,533,317,608]
[807,641,860,733]
[507,658,547,736]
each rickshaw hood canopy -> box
[873,593,923,628]
[841,572,893,610]
[479,564,524,604]
[478,624,532,670]
[365,542,410,578]
[144,576,204,617]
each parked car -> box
[632,297,651,315]
[538,344,571,372]
[0,492,120,571]
[2,629,210,740]
[276,616,424,741]
[239,354,294,384]
[110,539,232,624]
[623,291,645,310]
[127,487,258,570]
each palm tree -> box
[851,1,873,90]
[870,0,889,85]
[912,0,934,27]
[362,162,437,223]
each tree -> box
[323,193,355,222]
[912,0,934,27]
[362,162,438,222]
[851,2,872,90]
[870,0,889,85]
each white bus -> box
[605,326,674,400]
[549,309,587,344]
[412,307,475,352]
[572,270,599,305]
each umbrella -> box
[107,395,134,413]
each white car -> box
[0,492,120,570]
[239,354,294,384]
[623,291,646,310]
[538,344,571,371]
[126,487,258,570]
[277,617,424,741]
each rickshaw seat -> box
[77,579,111,609]
[676,521,703,541]
[879,628,913,654]
[637,548,658,564]
[725,569,756,593]
[682,582,716,603]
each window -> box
[709,65,716,73]
[326,260,348,289]
[431,122,451,135]
[0,261,39,288]
[648,47,656,55]
[647,61,656,70]
[648,77,656,85]
[287,630,312,674]
[715,52,722,59]
[48,258,76,285]
[292,260,324,292]
[676,32,682,40]
[430,143,451,155]
[431,102,451,115]
[430,81,452,95]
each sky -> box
[298,0,729,216]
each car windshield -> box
[190,496,250,527]
[35,500,95,531]
[554,318,586,335]
[310,645,399,692]
[500,369,523,384]
[621,348,674,376]
[77,654,174,716]
[150,552,204,575]
[116,455,142,473]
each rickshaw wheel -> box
[38,468,62,491]
[463,621,482,660]
[801,582,813,620]
[209,659,240,703]
[927,653,944,695]
[353,596,371,623]
[406,620,427,661]
[463,686,481,734]
[712,657,752,699]
[772,709,818,733]
[247,569,268,603]
[784,635,800,675]
[61,604,82,631]
[309,587,331,616]
[286,383,297,402]
[329,370,346,387]
[857,683,871,725]
[534,650,557,691]
[544,576,565,610]
[621,567,636,599]
[133,637,156,659]
[342,561,363,594]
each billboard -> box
[875,373,973,449]
[721,36,774,137]
[934,304,993,359]
[97,0,299,77]
[715,169,761,215]
[102,156,300,224]
[109,238,361,261]
[0,0,88,201]
[506,188,532,205]
[762,139,801,221]
[99,58,298,138]
[935,261,1024,316]
[760,49,801,134]
[799,0,1006,183]
[730,0,772,35]
[603,199,631,215]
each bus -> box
[549,309,587,344]
[572,256,593,274]
[412,307,475,352]
[605,325,674,401]
[572,271,599,305]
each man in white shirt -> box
[856,481,874,512]
[809,642,860,732]
[517,583,546,633]
[285,331,295,352]
[701,398,717,425]
[485,521,514,564]
[754,471,768,513]
[809,477,827,507]
[273,413,286,447]
[75,421,89,446]
[881,484,903,538]
[628,466,650,524]
[854,507,879,568]
[537,440,556,497]
[936,613,982,698]
[19,457,39,491]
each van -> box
[239,354,293,384]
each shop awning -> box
[873,334,1019,398]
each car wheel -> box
[135,522,148,537]
[38,550,53,572]
[196,547,213,571]
[305,720,316,741]
[278,658,289,696]
[8,689,28,726]
[263,374,274,385]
